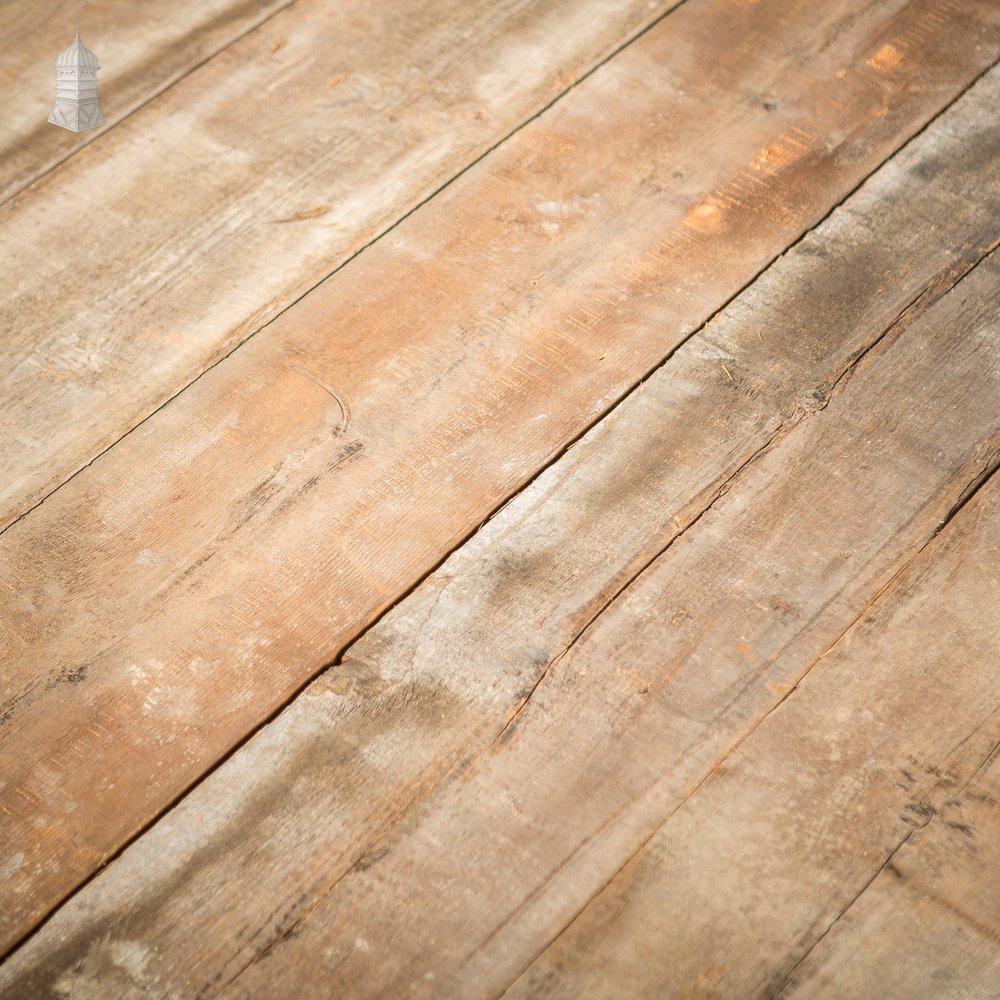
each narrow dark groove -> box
[3,23,998,977]
[958,733,1000,798]
[828,232,1000,401]
[769,711,1000,997]
[765,830,918,999]
[0,0,691,540]
[488,431,782,751]
[932,447,1000,541]
[133,115,1000,998]
[499,455,1000,1000]
[487,229,1000,755]
[0,0,301,210]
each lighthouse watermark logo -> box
[49,26,105,132]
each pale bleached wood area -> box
[0,0,296,205]
[1,0,998,997]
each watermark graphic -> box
[49,24,104,132]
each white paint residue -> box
[0,852,24,879]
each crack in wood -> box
[765,830,919,999]
[501,455,1000,1000]
[4,3,1000,982]
[767,715,1000,997]
[0,0,694,540]
[205,239,1000,1000]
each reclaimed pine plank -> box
[3,66,999,999]
[215,228,1000,1000]
[0,0,678,531]
[783,731,1000,999]
[0,0,294,205]
[507,476,1000,1000]
[2,0,997,961]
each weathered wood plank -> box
[0,0,293,205]
[506,476,1000,1000]
[2,0,997,961]
[0,0,678,530]
[213,249,1000,1000]
[783,738,1000,999]
[3,66,999,997]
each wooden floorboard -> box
[0,0,294,205]
[0,0,677,530]
[507,473,1000,1000]
[216,245,1000,1000]
[3,0,995,960]
[782,723,1000,999]
[2,58,998,1000]
[2,1,999,995]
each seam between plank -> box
[0,0,302,210]
[501,451,1000,1000]
[0,0,692,539]
[221,142,1000,996]
[3,30,996,976]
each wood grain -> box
[505,477,1000,1000]
[3,64,999,998]
[0,0,678,530]
[216,246,1000,1000]
[2,0,997,961]
[0,0,294,205]
[783,730,1000,999]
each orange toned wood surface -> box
[507,476,1000,1000]
[3,0,998,959]
[2,66,998,997]
[3,0,999,966]
[0,0,678,530]
[0,0,294,205]
[213,247,1000,1000]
